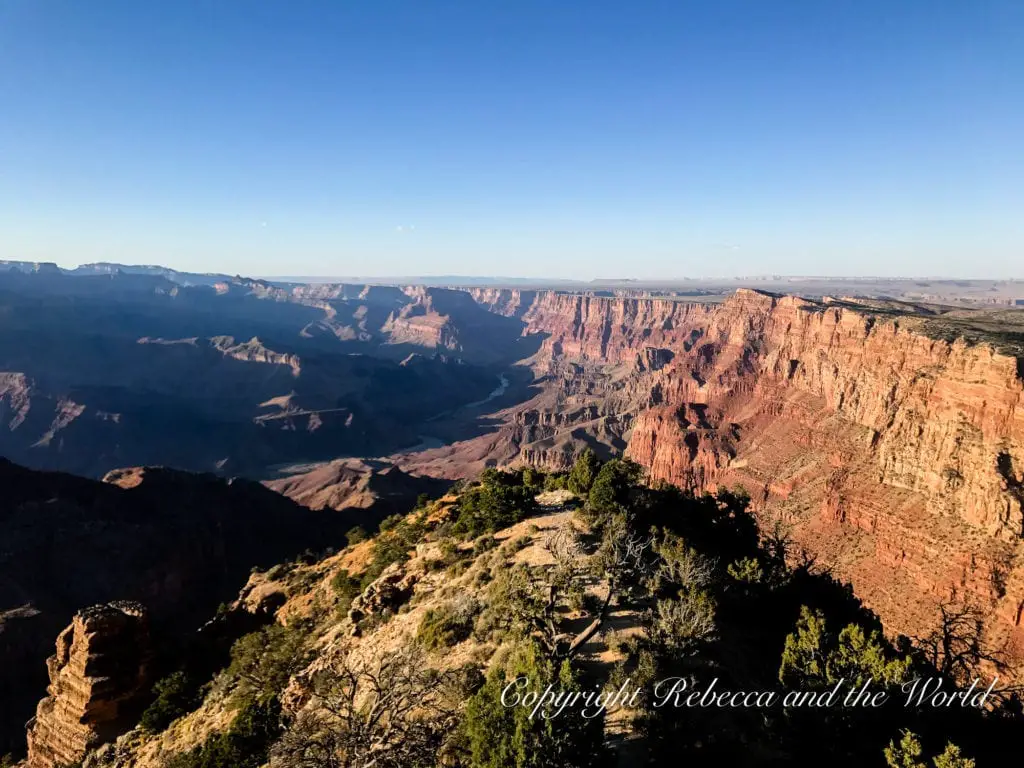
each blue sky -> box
[1,1,1021,278]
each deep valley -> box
[2,263,1024,766]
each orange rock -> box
[25,602,153,768]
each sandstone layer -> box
[399,289,1024,659]
[25,602,153,768]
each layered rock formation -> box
[402,289,1024,658]
[6,275,1024,749]
[266,287,1023,662]
[25,603,153,768]
[0,270,517,478]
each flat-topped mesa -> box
[25,602,153,768]
[516,291,722,363]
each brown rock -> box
[25,602,153,768]
[347,561,418,634]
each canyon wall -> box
[465,289,1024,654]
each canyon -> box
[0,266,531,478]
[3,266,1023,656]
[395,288,1024,663]
[3,265,1024,764]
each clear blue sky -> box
[1,1,1021,279]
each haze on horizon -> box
[1,1,1022,279]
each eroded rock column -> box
[25,601,153,768]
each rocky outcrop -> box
[0,458,347,756]
[25,602,153,768]
[378,286,530,364]
[208,335,302,376]
[347,561,418,634]
[520,291,717,363]
[466,288,539,318]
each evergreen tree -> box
[884,732,975,768]
[885,731,925,768]
[567,449,601,495]
[932,743,975,768]
[463,639,605,768]
[779,606,911,687]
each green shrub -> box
[567,448,601,494]
[883,730,976,768]
[778,607,912,688]
[331,568,362,613]
[473,534,498,555]
[345,525,368,545]
[521,467,545,491]
[497,535,531,558]
[416,599,478,651]
[462,639,605,768]
[439,538,462,563]
[227,623,310,701]
[451,470,537,538]
[543,473,568,491]
[165,696,281,768]
[379,514,403,532]
[140,670,202,733]
[361,532,411,587]
[586,458,644,521]
[727,556,764,584]
[265,563,292,581]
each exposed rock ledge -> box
[24,602,153,768]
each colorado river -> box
[411,372,513,450]
[465,373,510,408]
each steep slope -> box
[556,291,1024,656]
[36,467,1021,768]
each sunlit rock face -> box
[25,602,153,768]
[448,289,1024,657]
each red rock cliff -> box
[495,289,1024,653]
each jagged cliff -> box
[444,289,1024,655]
[25,603,153,768]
